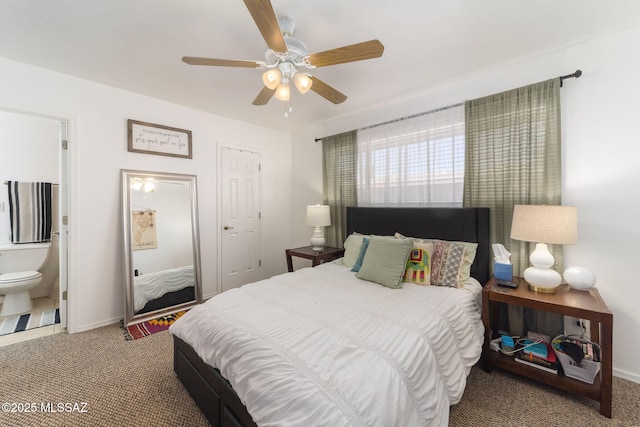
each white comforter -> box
[134,265,193,311]
[170,262,483,427]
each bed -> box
[133,265,195,315]
[170,207,489,427]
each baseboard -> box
[614,367,640,384]
[68,316,122,334]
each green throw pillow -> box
[335,233,366,268]
[356,235,413,289]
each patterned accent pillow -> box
[430,240,466,288]
[395,232,477,287]
[403,242,433,285]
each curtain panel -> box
[322,130,358,248]
[463,78,562,337]
[463,78,562,275]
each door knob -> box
[223,226,234,230]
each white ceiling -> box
[2,1,640,132]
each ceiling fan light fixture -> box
[274,81,290,101]
[183,2,385,111]
[293,72,313,94]
[262,69,281,90]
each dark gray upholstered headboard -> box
[346,207,490,285]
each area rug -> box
[121,310,188,340]
[0,308,60,336]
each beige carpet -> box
[0,323,208,427]
[0,323,638,427]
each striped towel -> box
[7,181,53,243]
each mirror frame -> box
[121,169,203,327]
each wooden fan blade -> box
[310,76,347,104]
[252,86,276,105]
[243,0,287,53]
[308,40,384,67]
[182,57,261,68]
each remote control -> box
[496,279,518,289]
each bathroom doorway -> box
[0,109,69,345]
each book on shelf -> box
[522,339,557,363]
[515,352,559,374]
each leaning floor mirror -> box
[121,169,203,327]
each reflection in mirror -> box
[121,170,202,327]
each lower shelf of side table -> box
[482,277,612,418]
[486,350,602,401]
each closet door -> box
[219,146,261,293]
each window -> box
[356,104,465,207]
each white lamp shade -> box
[306,205,331,226]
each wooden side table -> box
[285,246,344,272]
[482,276,613,417]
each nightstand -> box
[285,246,344,272]
[482,276,613,417]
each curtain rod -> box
[4,181,59,186]
[315,102,464,142]
[560,69,582,87]
[315,69,583,141]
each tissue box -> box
[494,263,513,281]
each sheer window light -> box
[356,104,465,207]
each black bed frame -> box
[173,207,490,426]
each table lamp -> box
[306,204,331,252]
[510,204,577,293]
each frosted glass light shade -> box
[262,69,281,89]
[293,72,313,94]
[274,82,290,101]
[564,266,596,291]
[131,179,143,191]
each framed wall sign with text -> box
[128,119,192,159]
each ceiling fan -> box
[182,0,384,111]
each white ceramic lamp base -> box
[310,226,325,252]
[524,243,562,293]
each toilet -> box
[0,242,51,317]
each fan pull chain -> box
[284,102,293,119]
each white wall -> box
[288,124,327,270]
[292,26,640,382]
[0,57,293,334]
[0,110,59,243]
